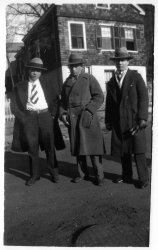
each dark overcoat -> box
[11,71,65,152]
[60,72,105,156]
[105,69,148,156]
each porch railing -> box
[5,97,15,122]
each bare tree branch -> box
[26,4,42,17]
[6,4,51,43]
[8,5,26,15]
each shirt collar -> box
[115,68,128,77]
[29,78,40,85]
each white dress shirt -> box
[115,68,128,88]
[26,78,48,111]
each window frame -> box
[95,4,111,10]
[97,24,140,52]
[97,25,114,51]
[124,27,135,51]
[104,70,115,84]
[68,21,87,51]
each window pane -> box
[101,27,111,38]
[71,37,78,48]
[104,70,114,83]
[77,37,84,48]
[125,28,134,39]
[97,4,109,8]
[71,37,84,49]
[126,41,135,50]
[71,24,83,36]
[102,38,112,49]
[114,27,119,37]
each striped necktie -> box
[30,83,39,104]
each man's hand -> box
[106,123,112,131]
[81,110,93,128]
[61,114,70,127]
[139,119,147,129]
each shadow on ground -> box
[4,151,132,183]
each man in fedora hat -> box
[11,57,65,186]
[105,47,149,188]
[59,53,106,186]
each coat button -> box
[72,114,75,118]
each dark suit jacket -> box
[105,69,148,156]
[11,72,65,152]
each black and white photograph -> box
[1,0,158,248]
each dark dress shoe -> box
[113,177,133,184]
[137,180,149,189]
[25,177,40,186]
[73,175,89,183]
[96,178,104,186]
[51,176,59,183]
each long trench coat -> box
[11,72,65,152]
[60,72,105,156]
[105,69,148,156]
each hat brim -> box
[25,65,47,71]
[68,62,83,65]
[110,56,133,61]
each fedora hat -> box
[110,47,133,60]
[68,53,83,65]
[25,57,47,71]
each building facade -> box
[15,4,148,94]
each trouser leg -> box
[76,155,89,178]
[46,150,59,179]
[90,155,104,180]
[39,112,58,179]
[134,153,149,183]
[24,113,40,178]
[121,154,133,181]
[29,153,40,178]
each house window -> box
[68,21,87,50]
[97,26,112,50]
[125,28,135,50]
[84,66,91,74]
[104,70,114,84]
[96,4,111,9]
[97,25,140,51]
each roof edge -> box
[23,4,55,42]
[133,4,145,15]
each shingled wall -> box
[56,4,146,67]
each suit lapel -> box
[108,77,118,102]
[121,69,133,98]
[40,77,48,103]
[66,74,81,100]
[17,81,28,108]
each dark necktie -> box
[30,84,39,104]
[116,71,123,88]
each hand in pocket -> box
[81,110,93,128]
